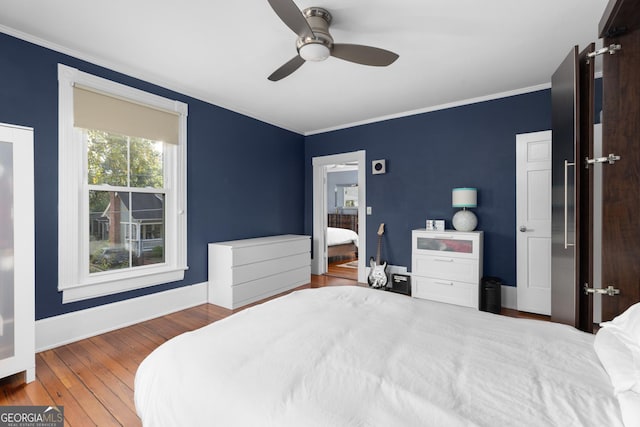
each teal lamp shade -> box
[452,188,477,231]
[452,187,477,208]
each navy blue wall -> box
[304,79,602,287]
[0,30,604,319]
[0,33,304,320]
[305,92,553,287]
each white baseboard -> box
[33,280,518,352]
[502,285,517,310]
[35,282,208,352]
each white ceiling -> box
[0,0,608,135]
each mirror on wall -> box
[335,184,358,209]
[342,185,358,208]
[327,165,358,214]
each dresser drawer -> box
[232,266,310,308]
[412,230,481,259]
[412,276,478,308]
[412,255,478,283]
[232,252,309,285]
[232,237,309,265]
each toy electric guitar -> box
[368,223,388,288]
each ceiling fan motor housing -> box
[297,7,333,61]
[267,0,399,81]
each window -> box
[58,64,188,303]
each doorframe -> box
[312,150,366,283]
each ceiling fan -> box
[267,0,399,81]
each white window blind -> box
[73,85,180,144]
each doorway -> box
[312,151,366,283]
[515,126,603,321]
[325,163,359,280]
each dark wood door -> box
[551,45,594,332]
[600,0,640,320]
[577,44,595,331]
[551,46,580,328]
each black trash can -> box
[480,276,502,314]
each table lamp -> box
[452,188,477,231]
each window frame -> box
[58,64,188,303]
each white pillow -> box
[594,328,640,394]
[600,302,640,346]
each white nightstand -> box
[411,229,483,308]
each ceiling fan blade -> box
[267,0,314,38]
[268,55,306,81]
[331,44,399,66]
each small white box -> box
[426,219,445,231]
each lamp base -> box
[452,209,477,232]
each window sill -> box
[61,266,187,303]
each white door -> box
[516,131,552,315]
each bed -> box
[327,226,358,260]
[135,286,637,427]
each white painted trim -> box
[311,165,326,276]
[61,268,187,303]
[57,64,188,302]
[312,151,366,283]
[36,282,208,352]
[305,83,551,136]
[32,278,518,352]
[502,285,517,310]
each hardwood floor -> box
[0,275,547,426]
[500,307,551,322]
[326,257,358,280]
[0,303,230,426]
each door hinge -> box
[584,284,620,296]
[586,44,621,63]
[584,153,621,168]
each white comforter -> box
[135,287,623,427]
[327,226,358,247]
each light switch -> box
[367,206,372,215]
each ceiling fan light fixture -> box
[299,42,330,61]
[267,1,399,80]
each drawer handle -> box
[434,258,454,262]
[434,280,454,286]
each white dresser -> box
[208,235,311,309]
[411,229,483,308]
